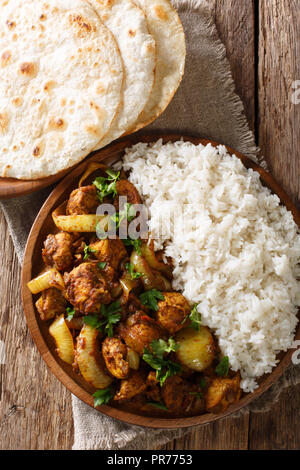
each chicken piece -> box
[102,337,129,379]
[120,312,163,356]
[89,236,127,271]
[64,261,112,314]
[115,179,142,208]
[114,370,147,401]
[42,232,75,272]
[35,287,67,321]
[66,185,99,215]
[161,375,197,413]
[146,371,161,402]
[156,292,191,334]
[205,374,241,413]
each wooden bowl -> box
[0,167,73,200]
[21,134,300,428]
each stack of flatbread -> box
[0,0,185,179]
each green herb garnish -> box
[189,303,202,330]
[147,402,168,411]
[93,169,120,202]
[83,300,122,337]
[151,338,179,357]
[215,356,229,377]
[182,303,202,330]
[98,262,107,270]
[142,338,181,387]
[83,243,97,261]
[122,237,142,255]
[66,307,75,322]
[93,386,114,407]
[125,263,143,280]
[122,203,136,222]
[139,289,165,311]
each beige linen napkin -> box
[1,0,299,450]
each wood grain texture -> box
[258,0,300,206]
[212,0,256,131]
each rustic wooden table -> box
[0,0,299,450]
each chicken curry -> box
[28,163,242,417]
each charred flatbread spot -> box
[85,124,101,136]
[128,29,136,37]
[154,5,168,21]
[39,14,46,20]
[32,146,40,157]
[19,62,36,77]
[2,164,11,177]
[48,117,66,130]
[1,51,11,66]
[43,80,55,92]
[6,20,16,29]
[68,14,96,36]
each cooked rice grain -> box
[123,140,300,392]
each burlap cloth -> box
[1,0,299,450]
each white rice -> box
[123,140,300,392]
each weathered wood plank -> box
[162,413,249,450]
[249,384,300,450]
[258,0,300,206]
[212,0,256,131]
[247,0,300,450]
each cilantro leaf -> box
[182,303,202,330]
[111,203,137,230]
[105,169,120,181]
[215,356,229,377]
[93,386,114,407]
[150,338,179,358]
[93,169,120,202]
[123,238,142,255]
[125,262,143,280]
[83,243,97,261]
[100,301,122,337]
[139,289,165,311]
[142,338,182,387]
[83,300,121,337]
[83,314,102,330]
[155,361,182,387]
[189,303,202,330]
[147,402,168,411]
[122,203,136,222]
[66,307,75,322]
[98,262,107,270]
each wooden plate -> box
[21,133,300,429]
[0,167,72,200]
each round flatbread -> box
[0,0,123,179]
[88,0,156,149]
[129,0,185,132]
